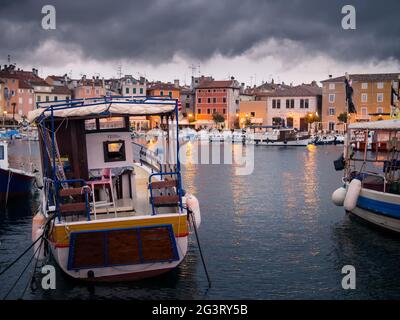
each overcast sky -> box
[1,0,399,86]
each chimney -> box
[174,79,180,88]
[231,76,235,80]
[329,75,333,79]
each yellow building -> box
[321,73,400,132]
[238,101,268,128]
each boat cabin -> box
[30,97,183,222]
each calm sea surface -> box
[1,141,400,300]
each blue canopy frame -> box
[34,96,183,221]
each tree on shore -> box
[337,112,349,123]
[212,112,225,129]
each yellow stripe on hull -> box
[51,214,189,247]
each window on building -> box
[18,97,23,104]
[223,108,226,114]
[272,100,276,109]
[329,94,335,103]
[329,107,335,116]
[377,93,384,102]
[250,112,256,117]
[208,90,211,93]
[197,109,201,114]
[290,99,294,109]
[198,98,202,103]
[54,96,58,101]
[361,93,368,103]
[140,88,143,94]
[185,103,190,109]
[213,98,217,103]
[223,97,226,103]
[207,98,211,103]
[377,106,383,114]
[168,91,172,97]
[125,88,130,94]
[37,96,41,102]
[305,99,309,109]
[160,91,164,96]
[277,99,281,109]
[300,99,304,108]
[361,83,368,89]
[207,109,211,114]
[329,122,335,131]
[213,108,216,114]
[46,96,49,102]
[361,107,368,116]
[286,99,290,109]
[133,88,137,94]
[377,82,384,89]
[329,83,335,90]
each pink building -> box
[73,76,106,99]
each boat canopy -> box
[28,96,177,123]
[348,119,400,131]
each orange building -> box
[195,79,240,129]
[321,73,400,132]
[147,80,181,100]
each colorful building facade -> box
[195,78,240,129]
[321,73,400,132]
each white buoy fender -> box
[32,213,46,261]
[344,179,362,211]
[186,194,201,228]
[332,187,347,206]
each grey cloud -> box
[0,0,399,65]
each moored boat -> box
[29,96,201,281]
[0,140,35,201]
[332,119,400,233]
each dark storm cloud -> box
[0,0,399,64]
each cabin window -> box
[103,140,126,162]
[99,117,126,130]
[0,145,4,160]
[85,119,97,131]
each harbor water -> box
[1,141,400,299]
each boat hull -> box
[252,139,311,146]
[0,167,34,200]
[47,213,190,281]
[348,187,400,233]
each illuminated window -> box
[103,140,126,162]
[99,117,126,130]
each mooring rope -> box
[188,208,211,288]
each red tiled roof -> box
[197,80,239,89]
[148,82,180,91]
[0,69,49,89]
[257,85,322,97]
[51,86,71,95]
[321,73,400,83]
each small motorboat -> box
[0,141,35,201]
